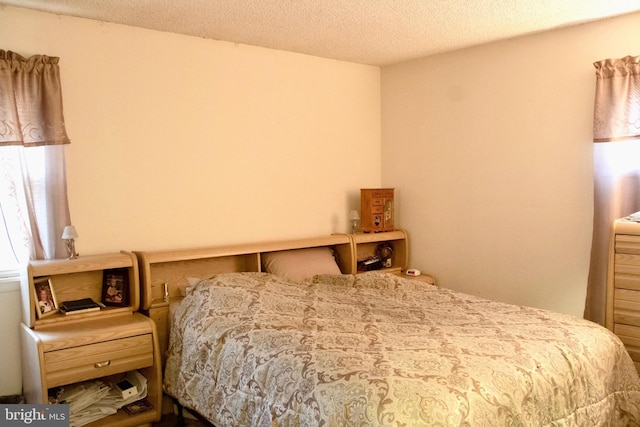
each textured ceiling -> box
[3,0,640,65]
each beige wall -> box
[0,6,381,254]
[382,11,640,317]
[2,8,639,374]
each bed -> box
[136,233,640,426]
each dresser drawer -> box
[627,347,640,364]
[614,309,640,328]
[614,288,640,317]
[614,253,640,290]
[616,234,640,255]
[615,323,640,344]
[44,333,153,388]
[615,253,640,278]
[614,273,640,292]
[613,324,640,364]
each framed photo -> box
[102,268,129,307]
[123,398,153,415]
[33,277,58,318]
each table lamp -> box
[349,210,360,234]
[61,225,79,259]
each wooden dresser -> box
[20,252,162,427]
[607,219,640,373]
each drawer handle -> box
[94,360,111,368]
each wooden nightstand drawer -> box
[44,334,153,388]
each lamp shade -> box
[348,210,360,221]
[61,225,78,239]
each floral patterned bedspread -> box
[164,272,640,426]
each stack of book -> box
[60,298,103,315]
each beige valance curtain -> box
[585,55,640,325]
[0,50,70,146]
[0,50,71,261]
[593,55,640,142]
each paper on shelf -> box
[57,381,111,414]
[55,371,149,427]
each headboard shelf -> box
[21,251,140,329]
[135,234,354,310]
[352,229,408,273]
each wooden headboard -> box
[134,231,409,414]
[136,234,353,309]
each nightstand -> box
[20,253,162,427]
[400,272,437,286]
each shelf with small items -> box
[349,229,408,275]
[55,368,157,427]
[21,252,139,329]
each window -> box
[0,228,19,275]
[0,51,71,272]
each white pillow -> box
[262,247,341,280]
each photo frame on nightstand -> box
[33,277,58,318]
[102,268,129,307]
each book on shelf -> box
[60,298,103,315]
[62,306,101,315]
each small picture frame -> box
[33,277,58,318]
[123,398,153,415]
[102,268,129,307]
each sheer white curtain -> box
[585,55,640,325]
[0,50,71,263]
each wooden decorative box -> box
[360,188,394,233]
